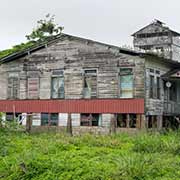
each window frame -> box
[7,73,20,99]
[51,70,65,99]
[148,68,161,100]
[119,68,134,99]
[41,113,59,126]
[83,68,98,99]
[80,113,101,127]
[27,77,40,99]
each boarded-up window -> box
[51,76,64,99]
[119,68,133,98]
[28,78,39,99]
[8,76,19,99]
[83,69,97,98]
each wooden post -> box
[67,113,72,136]
[140,115,146,129]
[126,114,130,128]
[89,114,93,126]
[157,115,163,130]
[136,114,141,129]
[26,115,32,133]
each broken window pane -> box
[120,68,133,98]
[83,69,97,98]
[51,77,64,99]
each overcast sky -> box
[0,0,179,50]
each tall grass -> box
[1,130,180,179]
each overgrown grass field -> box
[1,129,180,180]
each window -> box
[129,114,137,128]
[149,69,161,99]
[80,114,100,126]
[149,75,155,98]
[8,76,19,99]
[50,113,59,126]
[117,114,127,128]
[51,71,64,99]
[6,113,21,121]
[41,113,49,126]
[136,32,168,38]
[41,113,59,126]
[28,78,39,99]
[119,68,133,98]
[157,77,161,99]
[117,114,137,128]
[148,116,157,128]
[83,69,97,98]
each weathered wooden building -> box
[0,20,180,133]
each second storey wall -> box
[0,37,145,100]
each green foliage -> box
[0,14,63,60]
[0,41,35,59]
[1,131,180,179]
[26,14,63,42]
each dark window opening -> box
[148,116,157,128]
[80,113,100,126]
[6,113,21,121]
[157,77,161,99]
[139,45,153,51]
[117,114,127,128]
[83,69,97,99]
[41,113,59,126]
[136,32,169,38]
[117,114,137,128]
[129,114,137,128]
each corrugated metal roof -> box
[0,99,144,114]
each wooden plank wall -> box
[0,37,145,101]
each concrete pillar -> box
[110,114,116,134]
[67,113,72,136]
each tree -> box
[26,14,64,42]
